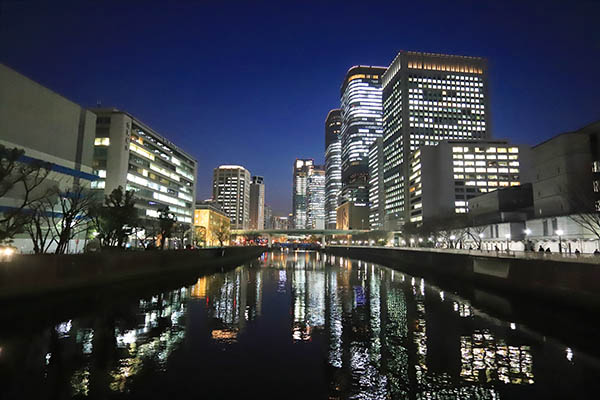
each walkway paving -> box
[329,245,600,264]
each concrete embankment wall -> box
[322,246,600,309]
[0,247,264,300]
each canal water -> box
[1,250,599,399]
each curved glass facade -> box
[339,66,386,205]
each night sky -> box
[2,0,599,215]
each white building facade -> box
[213,165,251,230]
[91,108,197,225]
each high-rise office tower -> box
[213,165,251,229]
[382,51,491,227]
[325,109,342,229]
[264,204,273,229]
[368,137,385,229]
[307,166,326,229]
[339,66,387,205]
[249,175,265,230]
[292,159,314,229]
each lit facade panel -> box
[381,51,491,227]
[212,165,251,230]
[193,204,231,246]
[91,108,197,225]
[339,66,387,205]
[249,175,265,230]
[368,137,385,229]
[307,167,326,229]
[292,159,314,229]
[325,109,342,229]
[408,140,530,223]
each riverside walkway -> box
[329,245,600,264]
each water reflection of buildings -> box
[3,252,540,399]
[312,253,535,399]
[461,331,534,385]
[190,266,264,343]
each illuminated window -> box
[94,137,110,146]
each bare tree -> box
[134,220,160,249]
[47,185,99,254]
[24,195,56,254]
[194,225,207,247]
[566,173,600,242]
[466,225,488,249]
[0,145,52,243]
[214,222,230,247]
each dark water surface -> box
[1,251,599,399]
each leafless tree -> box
[566,173,600,242]
[0,145,52,243]
[24,195,55,254]
[52,185,99,254]
[214,222,230,247]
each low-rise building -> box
[194,201,230,246]
[0,64,98,253]
[336,201,369,230]
[532,120,600,218]
[408,139,532,223]
[468,183,534,225]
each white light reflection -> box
[566,347,574,362]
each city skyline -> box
[2,1,599,215]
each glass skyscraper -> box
[382,51,490,227]
[292,159,314,229]
[339,66,387,206]
[325,109,342,229]
[368,137,385,229]
[307,166,326,229]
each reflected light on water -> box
[1,251,594,399]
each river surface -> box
[1,250,599,399]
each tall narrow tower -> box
[249,175,265,230]
[292,159,314,229]
[339,66,387,206]
[325,109,342,229]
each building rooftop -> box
[90,107,197,163]
[532,120,600,149]
[340,65,387,95]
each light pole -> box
[556,229,564,253]
[505,233,511,252]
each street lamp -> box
[505,233,511,251]
[556,229,564,253]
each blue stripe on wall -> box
[18,155,98,181]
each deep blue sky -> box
[2,0,599,215]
